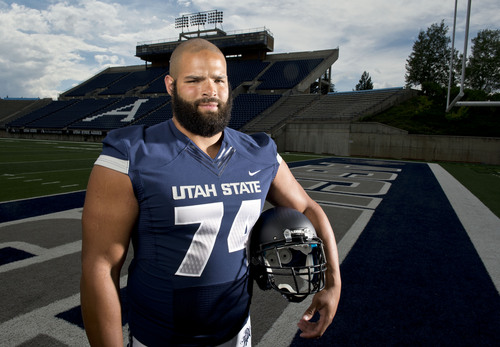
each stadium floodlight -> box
[190,13,207,26]
[189,14,199,26]
[175,16,189,29]
[207,10,223,24]
[175,10,223,32]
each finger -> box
[302,302,317,322]
[298,311,328,339]
[298,320,322,338]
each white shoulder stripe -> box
[94,154,129,174]
[277,153,283,164]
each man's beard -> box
[171,84,232,137]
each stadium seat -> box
[26,99,117,129]
[229,94,281,130]
[257,59,323,90]
[99,68,168,96]
[70,97,170,130]
[64,72,130,97]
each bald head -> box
[169,38,225,79]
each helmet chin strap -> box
[278,284,308,302]
[278,283,295,292]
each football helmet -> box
[249,206,327,302]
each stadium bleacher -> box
[64,72,129,97]
[4,58,294,133]
[4,29,411,138]
[256,59,323,90]
[70,97,169,130]
[134,102,173,127]
[296,87,408,121]
[242,94,320,133]
[26,99,118,129]
[226,59,270,89]
[229,94,282,130]
[8,100,79,128]
[98,68,168,96]
[141,75,169,95]
[0,98,45,128]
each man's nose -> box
[202,80,217,97]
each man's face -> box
[166,49,232,137]
[171,81,232,137]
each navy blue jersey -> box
[95,119,281,346]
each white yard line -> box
[429,163,500,294]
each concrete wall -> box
[280,122,351,156]
[274,121,500,165]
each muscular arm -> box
[267,161,341,339]
[80,165,138,346]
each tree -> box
[310,80,335,94]
[466,29,500,94]
[355,71,373,90]
[405,20,460,90]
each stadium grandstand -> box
[1,10,415,150]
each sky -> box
[0,0,498,99]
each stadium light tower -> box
[207,10,223,27]
[175,10,224,34]
[190,12,207,28]
[175,16,189,31]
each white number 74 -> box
[174,199,261,277]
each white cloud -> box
[94,54,123,65]
[0,0,179,98]
[0,0,499,98]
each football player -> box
[80,38,341,346]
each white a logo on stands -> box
[83,99,149,122]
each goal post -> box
[446,0,500,112]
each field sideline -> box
[1,137,499,218]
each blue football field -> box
[1,157,499,346]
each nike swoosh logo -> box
[248,170,261,176]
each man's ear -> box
[165,75,174,96]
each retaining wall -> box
[275,121,500,165]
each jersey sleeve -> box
[250,132,282,168]
[94,125,145,174]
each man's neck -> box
[172,117,223,159]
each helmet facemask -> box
[255,227,327,302]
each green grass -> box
[280,152,328,162]
[0,138,101,202]
[438,162,500,218]
[1,140,498,219]
[361,95,500,137]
